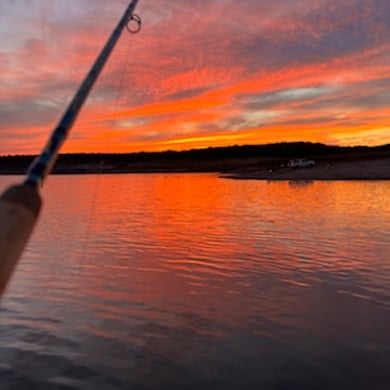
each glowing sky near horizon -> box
[0,0,389,155]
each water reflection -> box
[288,179,314,187]
[1,175,389,389]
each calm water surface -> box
[0,174,389,389]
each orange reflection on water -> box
[10,175,389,339]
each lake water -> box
[0,174,389,389]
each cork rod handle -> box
[0,184,41,296]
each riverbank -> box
[222,158,390,180]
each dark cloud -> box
[224,0,389,72]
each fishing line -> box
[73,5,141,271]
[39,0,49,41]
[100,13,138,155]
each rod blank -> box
[26,0,140,187]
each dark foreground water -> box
[1,174,389,389]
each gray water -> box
[1,174,389,389]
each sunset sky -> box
[0,0,389,155]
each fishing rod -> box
[0,0,141,296]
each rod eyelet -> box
[126,13,141,34]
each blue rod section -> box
[25,0,140,187]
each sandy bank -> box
[222,158,390,180]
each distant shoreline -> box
[222,158,390,181]
[1,142,389,180]
[1,158,389,181]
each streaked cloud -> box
[0,0,389,155]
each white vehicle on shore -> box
[287,159,315,169]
